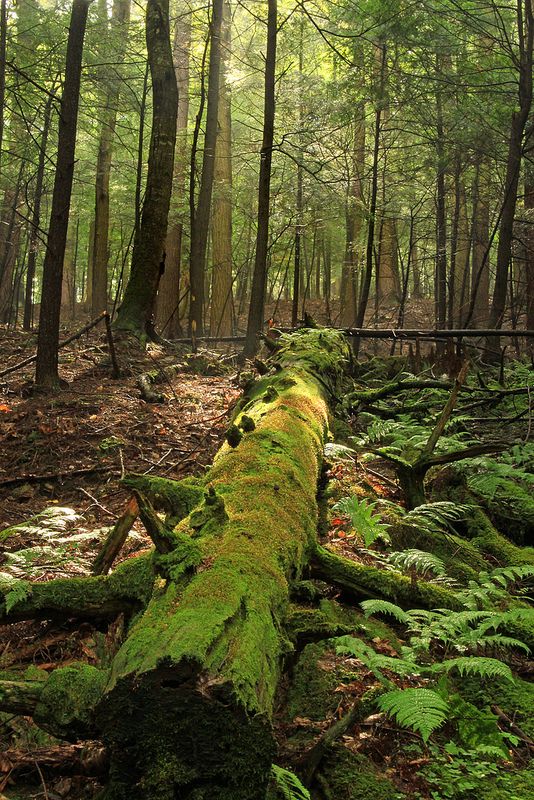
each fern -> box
[360,599,410,623]
[433,657,513,681]
[403,501,472,533]
[332,496,390,546]
[0,574,32,612]
[388,549,446,578]
[377,688,449,741]
[270,766,310,800]
[334,635,419,680]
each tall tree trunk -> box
[292,13,304,328]
[35,0,90,389]
[189,0,224,336]
[0,0,6,179]
[435,61,448,330]
[113,0,178,338]
[355,42,386,332]
[210,0,233,337]
[488,0,533,347]
[243,0,277,358]
[155,7,191,338]
[24,93,53,330]
[453,183,470,326]
[377,216,400,306]
[524,161,534,350]
[469,156,490,327]
[91,0,131,318]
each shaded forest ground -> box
[0,308,533,800]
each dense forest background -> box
[1,0,534,354]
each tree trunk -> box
[243,0,277,358]
[488,0,533,350]
[0,0,6,180]
[189,0,224,337]
[91,0,131,318]
[469,156,490,327]
[113,0,178,338]
[524,163,534,352]
[453,183,470,326]
[23,93,53,330]
[210,0,233,337]
[355,42,386,334]
[1,328,350,799]
[35,0,90,390]
[155,8,191,338]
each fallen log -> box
[0,328,351,800]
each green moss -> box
[34,663,108,740]
[1,553,155,621]
[387,519,486,583]
[314,545,464,611]
[318,746,401,800]
[286,642,341,721]
[461,675,534,741]
[121,474,204,524]
[466,508,534,567]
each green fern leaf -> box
[377,688,449,741]
[388,549,446,577]
[270,766,310,800]
[360,599,409,623]
[435,657,513,681]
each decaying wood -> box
[0,328,352,800]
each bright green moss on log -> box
[89,328,351,799]
[121,473,204,524]
[0,553,155,622]
[464,507,534,566]
[34,663,108,740]
[312,545,464,611]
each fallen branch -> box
[0,311,110,379]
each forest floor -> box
[0,313,532,800]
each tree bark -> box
[91,0,131,318]
[243,0,277,358]
[210,0,233,337]
[113,0,178,338]
[488,0,533,350]
[155,7,191,338]
[23,93,53,330]
[189,0,224,336]
[35,0,90,389]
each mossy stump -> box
[1,329,350,800]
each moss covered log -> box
[3,329,350,800]
[0,554,154,622]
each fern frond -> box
[388,549,446,577]
[377,688,449,741]
[360,599,409,623]
[270,766,310,800]
[434,657,513,681]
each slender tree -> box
[243,0,277,358]
[210,0,233,337]
[155,6,191,338]
[488,0,533,346]
[189,0,224,336]
[113,0,178,338]
[91,0,131,317]
[35,0,90,389]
